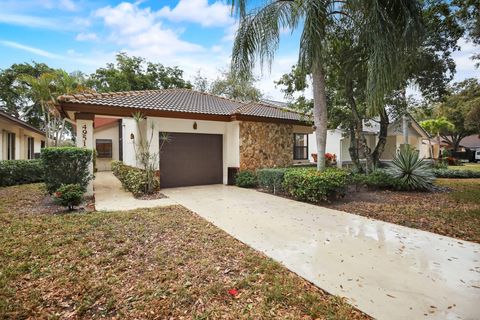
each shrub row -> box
[349,169,401,190]
[111,160,159,196]
[283,168,349,202]
[41,147,93,193]
[236,167,349,202]
[257,168,287,194]
[433,169,480,179]
[0,159,43,187]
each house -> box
[0,110,45,160]
[309,114,430,167]
[439,134,480,162]
[57,89,312,189]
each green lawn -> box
[448,163,480,171]
[0,184,368,320]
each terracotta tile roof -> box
[58,89,309,123]
[232,101,306,121]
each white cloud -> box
[94,2,203,57]
[451,38,480,82]
[0,13,58,29]
[0,40,63,59]
[58,0,77,11]
[158,0,233,27]
[75,32,98,42]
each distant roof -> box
[0,110,45,136]
[459,135,480,149]
[58,89,309,124]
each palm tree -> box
[20,71,89,146]
[420,117,455,159]
[19,73,57,147]
[230,0,423,170]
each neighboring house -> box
[0,110,45,161]
[309,114,430,167]
[57,89,312,188]
[440,134,480,162]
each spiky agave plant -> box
[387,146,435,191]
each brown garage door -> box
[159,132,223,188]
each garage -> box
[159,132,223,188]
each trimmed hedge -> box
[41,147,93,193]
[0,160,44,187]
[349,169,401,190]
[283,168,349,202]
[257,168,286,194]
[433,169,480,179]
[235,170,257,188]
[111,161,159,196]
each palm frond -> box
[231,0,302,78]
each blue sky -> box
[0,0,478,100]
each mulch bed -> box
[0,183,370,320]
[324,179,480,243]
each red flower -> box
[228,288,239,296]
[55,192,62,197]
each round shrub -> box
[41,147,93,194]
[283,168,349,202]
[235,171,257,188]
[54,184,84,210]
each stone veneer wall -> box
[239,121,293,170]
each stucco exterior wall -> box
[239,121,294,170]
[0,118,44,160]
[94,123,119,171]
[142,117,240,184]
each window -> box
[41,140,45,149]
[293,133,308,160]
[27,137,34,159]
[6,132,15,160]
[96,139,113,158]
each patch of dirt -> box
[134,191,168,200]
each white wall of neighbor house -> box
[126,117,240,184]
[0,119,44,160]
[324,129,343,164]
[94,123,119,171]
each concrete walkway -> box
[162,185,480,320]
[94,171,177,211]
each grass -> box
[448,163,480,172]
[0,183,368,320]
[326,179,480,243]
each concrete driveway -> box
[162,185,480,320]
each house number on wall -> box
[82,124,88,147]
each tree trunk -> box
[371,108,389,168]
[428,139,433,159]
[437,134,442,159]
[345,79,364,172]
[348,125,362,171]
[311,61,328,171]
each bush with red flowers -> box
[53,184,84,211]
[325,153,337,166]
